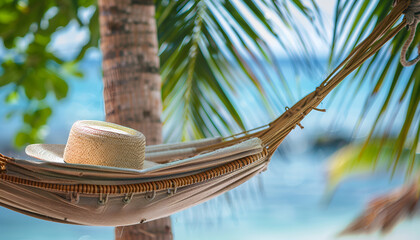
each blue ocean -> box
[0,56,418,240]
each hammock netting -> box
[0,0,417,227]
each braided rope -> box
[400,0,420,66]
[258,1,409,152]
[0,150,267,195]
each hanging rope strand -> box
[259,0,411,149]
[400,0,420,66]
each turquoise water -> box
[0,57,418,239]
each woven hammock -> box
[0,0,416,227]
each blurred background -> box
[0,0,419,239]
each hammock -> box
[0,0,417,227]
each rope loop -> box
[284,106,291,117]
[70,192,80,204]
[167,181,178,196]
[145,191,156,201]
[98,192,109,205]
[122,193,134,204]
[400,0,420,66]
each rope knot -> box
[404,11,416,25]
[403,0,420,25]
[400,0,420,66]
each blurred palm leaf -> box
[156,0,323,142]
[340,180,419,235]
[327,138,420,189]
[329,0,420,175]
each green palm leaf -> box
[329,0,420,175]
[327,138,420,188]
[156,0,322,142]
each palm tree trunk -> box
[98,0,172,239]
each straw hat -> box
[26,120,150,170]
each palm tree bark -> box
[98,0,172,239]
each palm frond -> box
[329,0,420,175]
[340,180,419,235]
[327,138,419,189]
[156,0,323,142]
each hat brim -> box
[25,144,159,169]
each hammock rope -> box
[0,0,415,195]
[0,0,418,227]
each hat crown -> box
[63,120,146,169]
